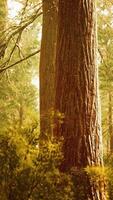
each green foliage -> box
[97,0,113,152]
[0,130,74,200]
[85,166,107,181]
[104,155,113,200]
[86,166,109,199]
[71,166,108,200]
[1,0,113,199]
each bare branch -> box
[0,49,40,73]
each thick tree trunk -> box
[54,0,106,199]
[39,0,57,136]
[0,0,7,58]
[55,0,103,170]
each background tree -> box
[0,1,74,199]
[1,0,113,199]
[39,0,57,136]
[98,0,113,153]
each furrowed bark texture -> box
[54,0,106,199]
[39,0,57,136]
[55,0,102,169]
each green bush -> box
[0,131,74,200]
[104,154,113,200]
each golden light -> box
[8,0,22,18]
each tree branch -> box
[0,49,40,73]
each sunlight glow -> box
[38,31,42,41]
[32,77,39,89]
[101,9,109,16]
[8,0,22,18]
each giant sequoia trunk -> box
[0,0,7,58]
[39,0,57,136]
[54,0,106,199]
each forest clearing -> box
[0,0,113,199]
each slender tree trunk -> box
[19,99,23,129]
[54,0,106,199]
[0,0,7,58]
[39,0,57,136]
[108,91,113,152]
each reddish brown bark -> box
[54,0,106,199]
[39,0,57,136]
